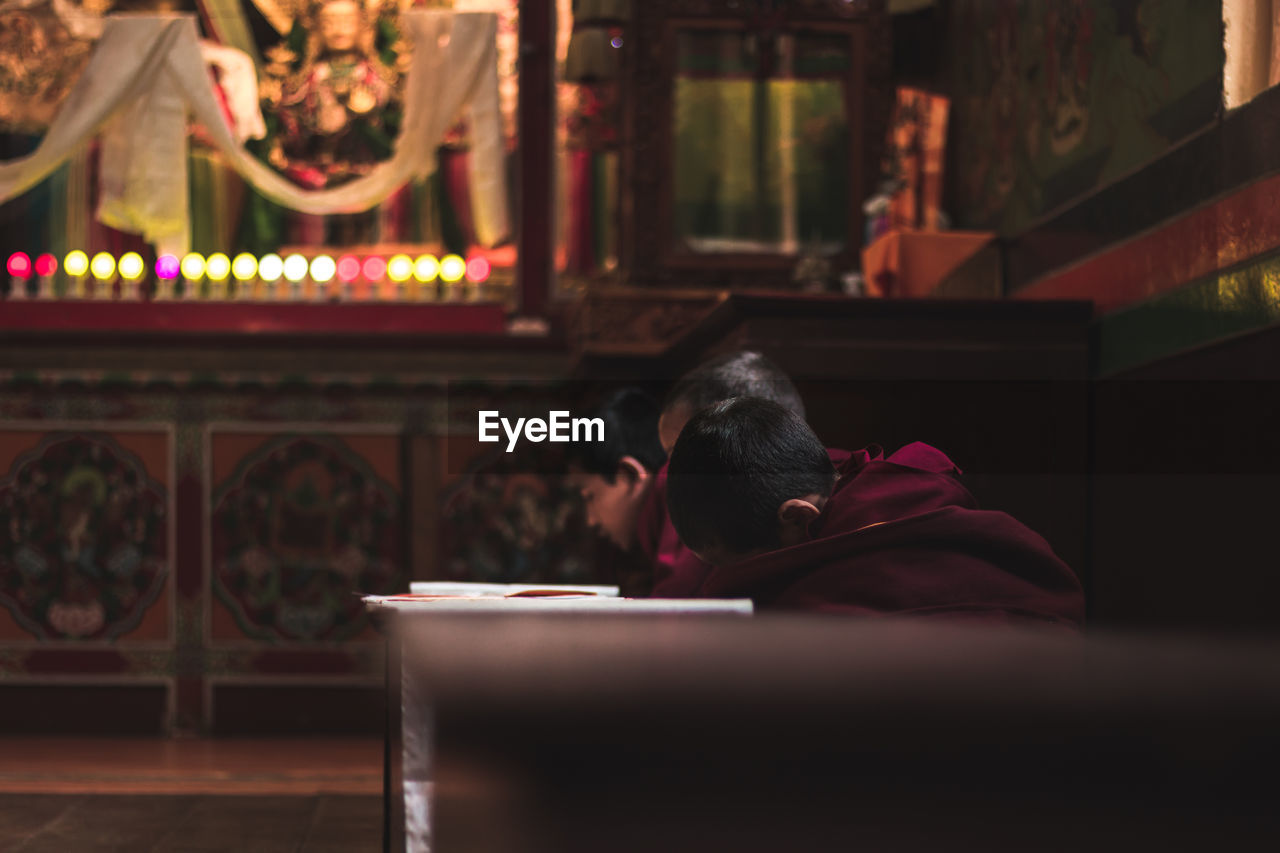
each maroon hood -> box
[697,443,1085,627]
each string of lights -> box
[5,250,493,298]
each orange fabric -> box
[887,88,950,231]
[861,229,994,298]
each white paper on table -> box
[408,581,620,597]
[366,594,754,615]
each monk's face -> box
[569,459,651,550]
[658,403,693,457]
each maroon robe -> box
[636,461,713,597]
[639,449,853,598]
[695,443,1085,627]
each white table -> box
[370,586,753,852]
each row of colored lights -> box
[7,251,492,285]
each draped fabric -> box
[197,0,262,67]
[200,41,267,143]
[1224,0,1280,108]
[0,11,509,255]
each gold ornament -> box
[348,86,376,114]
[257,0,412,188]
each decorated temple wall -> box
[999,42,1280,375]
[937,2,1280,383]
[942,0,1224,237]
[0,357,610,734]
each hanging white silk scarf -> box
[0,11,509,255]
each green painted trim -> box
[1097,251,1280,376]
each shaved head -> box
[664,351,805,419]
[659,351,805,454]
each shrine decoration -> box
[257,0,410,189]
[0,11,508,255]
[0,0,111,132]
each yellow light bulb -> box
[64,250,89,277]
[181,253,206,279]
[205,253,231,282]
[387,254,413,283]
[118,252,145,281]
[90,252,116,280]
[232,253,257,281]
[413,255,440,283]
[439,254,466,283]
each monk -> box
[641,351,847,597]
[565,388,668,555]
[665,397,1085,627]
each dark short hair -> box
[565,387,666,480]
[666,397,835,556]
[664,351,806,420]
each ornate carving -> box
[576,290,725,354]
[664,1,873,18]
[440,462,597,585]
[210,435,404,642]
[0,0,112,132]
[0,434,169,641]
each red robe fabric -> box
[638,449,853,598]
[695,443,1085,627]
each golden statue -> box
[259,0,409,188]
[0,0,115,131]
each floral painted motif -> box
[440,450,610,586]
[210,436,403,642]
[947,0,1222,234]
[0,434,168,641]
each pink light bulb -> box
[7,252,31,278]
[465,256,491,283]
[362,257,387,282]
[155,254,180,280]
[337,255,361,282]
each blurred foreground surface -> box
[395,614,1280,853]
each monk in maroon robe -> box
[566,388,668,557]
[643,351,847,597]
[666,398,1084,627]
[638,447,852,598]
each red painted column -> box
[517,0,555,318]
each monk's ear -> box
[777,498,822,546]
[615,455,651,492]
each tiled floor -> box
[0,738,383,851]
[0,737,382,795]
[0,794,382,852]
